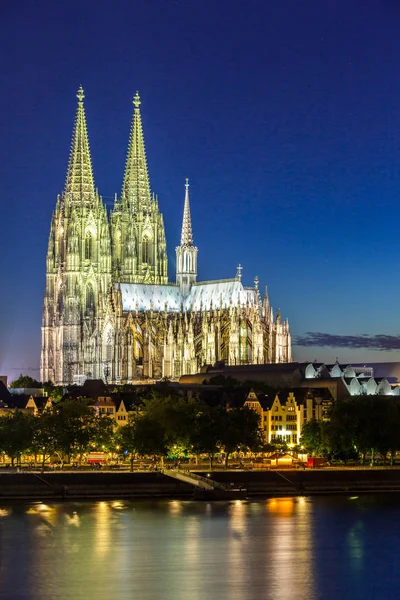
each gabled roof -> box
[118,278,259,314]
[32,397,50,410]
[0,381,11,402]
[81,379,108,397]
[119,283,180,312]
[8,395,32,409]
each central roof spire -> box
[180,178,194,246]
[65,86,95,200]
[122,91,151,210]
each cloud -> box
[294,332,400,351]
[9,367,40,372]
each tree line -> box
[0,395,262,470]
[301,395,400,465]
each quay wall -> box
[2,469,400,501]
[0,472,194,501]
[196,468,400,496]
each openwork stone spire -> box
[65,86,95,200]
[122,91,151,209]
[180,178,194,246]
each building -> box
[0,393,52,417]
[243,387,334,447]
[180,360,399,400]
[61,379,143,427]
[41,88,291,385]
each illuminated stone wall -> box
[41,89,291,384]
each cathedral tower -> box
[40,87,111,384]
[176,179,198,296]
[110,93,168,283]
[41,89,292,384]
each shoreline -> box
[2,469,400,501]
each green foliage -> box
[142,395,199,453]
[301,395,400,464]
[219,406,262,466]
[300,419,325,456]
[42,382,63,401]
[9,374,41,389]
[0,412,35,465]
[133,414,168,457]
[31,409,61,468]
[91,415,115,452]
[115,417,136,470]
[189,406,224,468]
[10,389,400,470]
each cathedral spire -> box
[122,91,151,209]
[180,178,194,246]
[65,86,95,200]
[176,179,198,295]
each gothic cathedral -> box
[41,88,292,385]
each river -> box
[1,495,399,600]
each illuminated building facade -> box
[243,388,333,447]
[41,88,291,385]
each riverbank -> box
[2,468,400,501]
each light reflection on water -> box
[1,496,400,600]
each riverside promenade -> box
[2,468,400,501]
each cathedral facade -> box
[40,88,291,385]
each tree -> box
[91,415,116,453]
[300,419,324,457]
[51,399,97,462]
[303,396,400,466]
[189,406,224,469]
[41,382,63,402]
[9,374,41,389]
[0,412,34,466]
[133,414,168,462]
[31,409,61,471]
[141,394,199,456]
[219,406,261,467]
[378,398,400,465]
[115,418,136,471]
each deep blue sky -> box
[1,0,400,381]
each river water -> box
[1,495,399,600]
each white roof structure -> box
[187,279,258,311]
[118,278,259,313]
[120,283,180,312]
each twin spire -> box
[65,86,95,200]
[64,88,194,245]
[122,91,151,209]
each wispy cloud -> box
[9,367,40,371]
[294,332,400,351]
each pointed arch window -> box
[143,236,149,263]
[86,284,95,314]
[85,231,93,260]
[106,329,113,362]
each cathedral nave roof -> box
[118,277,259,313]
[119,283,180,312]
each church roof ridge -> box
[64,86,95,200]
[193,277,240,286]
[116,281,179,288]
